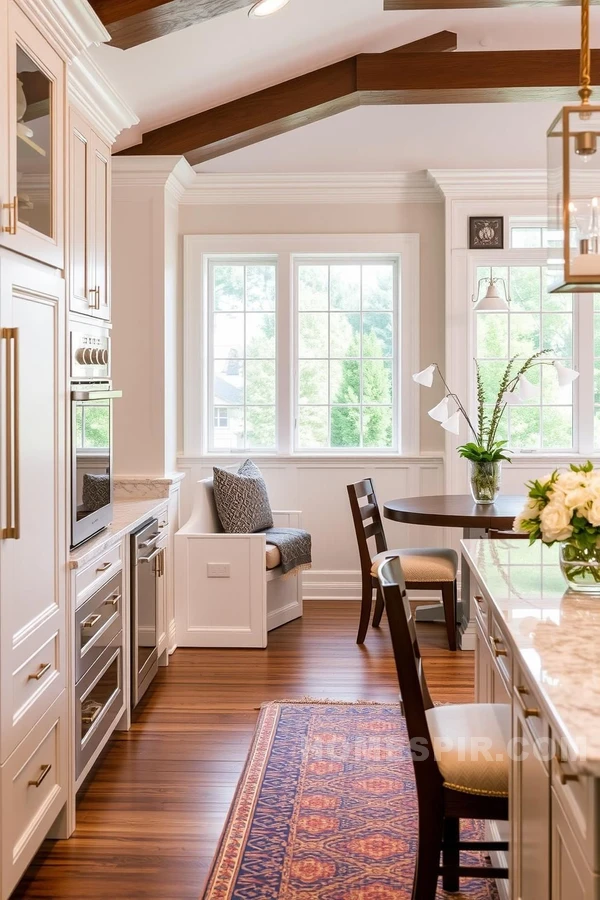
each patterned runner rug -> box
[201,700,501,900]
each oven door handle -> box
[71,389,123,401]
[140,546,162,564]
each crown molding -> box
[179,171,444,205]
[15,0,110,61]
[68,51,139,144]
[112,156,197,201]
[429,169,547,201]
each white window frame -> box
[470,249,595,456]
[183,234,420,458]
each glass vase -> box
[559,542,600,593]
[469,460,501,505]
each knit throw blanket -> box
[261,527,312,577]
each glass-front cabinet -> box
[0,2,64,268]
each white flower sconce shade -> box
[554,361,580,387]
[441,412,461,435]
[412,364,436,387]
[502,390,522,406]
[428,397,451,422]
[517,374,537,401]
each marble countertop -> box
[462,539,600,775]
[69,498,169,570]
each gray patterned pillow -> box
[212,460,274,534]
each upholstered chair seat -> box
[371,548,457,583]
[425,703,510,797]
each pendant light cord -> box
[580,0,592,104]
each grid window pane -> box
[594,297,600,447]
[77,403,110,449]
[475,264,574,451]
[296,259,397,451]
[209,262,277,451]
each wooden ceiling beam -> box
[116,48,600,164]
[385,30,457,52]
[89,0,250,50]
[384,0,599,8]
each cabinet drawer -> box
[75,542,122,606]
[158,507,169,531]
[75,572,123,682]
[1,611,65,763]
[552,755,600,873]
[488,612,512,690]
[513,663,550,760]
[76,630,123,781]
[0,691,67,899]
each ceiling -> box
[91,0,600,171]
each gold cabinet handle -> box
[1,328,19,540]
[158,548,165,578]
[28,764,52,788]
[96,561,111,574]
[82,704,103,726]
[517,685,529,695]
[555,755,579,785]
[103,592,121,608]
[489,635,508,657]
[524,707,540,718]
[82,613,102,629]
[474,595,484,605]
[28,662,52,681]
[1,197,17,235]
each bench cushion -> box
[213,460,274,534]
[266,543,281,570]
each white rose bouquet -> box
[514,462,600,589]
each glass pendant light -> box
[547,0,600,292]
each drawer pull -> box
[489,635,508,657]
[140,533,160,548]
[96,561,111,574]
[82,614,102,629]
[82,703,103,726]
[517,685,529,695]
[27,662,51,681]
[103,592,121,608]
[524,707,540,719]
[555,755,579,785]
[474,595,484,604]
[28,764,52,788]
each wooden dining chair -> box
[377,554,509,899]
[347,479,458,649]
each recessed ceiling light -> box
[249,0,291,18]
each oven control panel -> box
[71,331,110,379]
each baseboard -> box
[302,570,442,604]
[168,618,177,655]
[267,600,302,631]
[487,819,510,900]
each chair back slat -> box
[377,555,442,790]
[347,480,388,580]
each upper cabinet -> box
[69,110,111,321]
[0,1,65,269]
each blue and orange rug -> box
[201,700,501,900]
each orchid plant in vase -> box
[413,351,579,505]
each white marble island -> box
[461,539,600,900]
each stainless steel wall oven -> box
[70,329,122,548]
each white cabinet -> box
[511,686,551,900]
[551,787,599,900]
[68,108,111,321]
[0,251,66,762]
[0,1,65,268]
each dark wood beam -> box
[384,0,599,8]
[116,48,600,164]
[89,0,250,50]
[385,30,457,53]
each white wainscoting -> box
[177,456,445,601]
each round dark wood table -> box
[383,494,524,533]
[383,494,525,647]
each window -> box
[475,264,574,451]
[208,260,277,452]
[188,234,419,457]
[76,403,110,450]
[295,260,397,451]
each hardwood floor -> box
[14,601,474,900]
